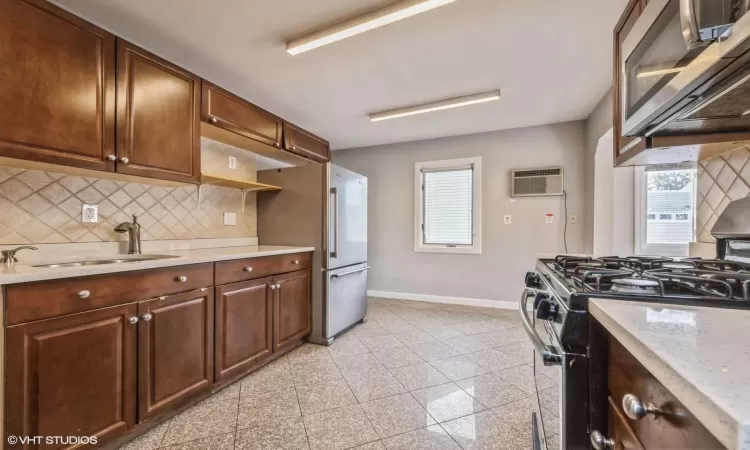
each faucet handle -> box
[1,246,38,265]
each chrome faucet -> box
[114,214,142,254]
[0,246,38,266]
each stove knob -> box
[525,272,541,289]
[536,297,559,321]
[533,292,548,309]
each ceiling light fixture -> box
[369,91,501,122]
[286,0,458,55]
[636,66,684,78]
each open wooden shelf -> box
[200,174,282,192]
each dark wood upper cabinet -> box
[613,0,643,160]
[273,269,312,352]
[202,81,283,148]
[214,278,274,383]
[6,302,137,449]
[283,122,331,163]
[0,0,116,172]
[137,289,213,421]
[116,39,201,184]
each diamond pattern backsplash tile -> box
[0,167,257,244]
[696,147,750,243]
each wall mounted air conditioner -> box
[511,167,564,197]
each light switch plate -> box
[223,212,236,226]
[228,156,237,170]
[82,204,98,223]
[504,215,511,224]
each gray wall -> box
[333,122,587,302]
[584,89,614,253]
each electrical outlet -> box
[82,204,98,223]
[228,156,237,170]
[504,215,511,225]
[568,213,578,224]
[223,212,236,226]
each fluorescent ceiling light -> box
[370,91,501,122]
[286,0,458,55]
[636,67,684,78]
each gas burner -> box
[610,278,661,296]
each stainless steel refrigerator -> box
[257,163,368,345]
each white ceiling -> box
[54,0,627,150]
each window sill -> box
[414,244,482,255]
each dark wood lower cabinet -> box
[608,396,645,450]
[137,289,213,421]
[274,269,312,352]
[6,303,138,449]
[214,278,273,383]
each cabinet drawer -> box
[215,252,312,286]
[5,263,214,325]
[608,338,724,449]
[202,81,282,148]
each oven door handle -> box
[519,289,562,366]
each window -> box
[635,166,696,256]
[415,157,482,254]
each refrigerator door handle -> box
[331,265,371,278]
[330,187,339,258]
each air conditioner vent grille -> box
[511,166,564,197]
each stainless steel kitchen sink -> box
[32,255,179,268]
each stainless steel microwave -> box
[621,0,750,139]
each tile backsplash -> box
[0,168,257,244]
[696,147,750,243]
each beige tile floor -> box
[119,297,559,450]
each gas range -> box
[523,254,750,450]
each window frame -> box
[634,167,694,257]
[414,157,482,255]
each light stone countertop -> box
[0,245,315,285]
[590,299,750,450]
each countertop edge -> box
[0,246,316,285]
[589,300,737,450]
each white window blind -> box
[422,166,473,246]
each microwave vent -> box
[511,167,564,197]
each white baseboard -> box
[367,290,520,311]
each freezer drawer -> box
[325,263,369,339]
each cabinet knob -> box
[275,283,281,289]
[141,313,153,321]
[244,266,253,272]
[270,284,276,290]
[78,290,91,299]
[622,393,661,420]
[209,117,218,124]
[128,316,139,325]
[292,260,299,265]
[106,155,117,161]
[590,430,614,450]
[176,275,188,283]
[120,157,129,164]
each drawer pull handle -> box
[292,260,300,265]
[141,313,153,321]
[78,290,91,299]
[622,393,662,420]
[159,296,167,301]
[590,430,614,450]
[128,316,139,325]
[244,267,253,272]
[209,117,218,124]
[176,276,188,283]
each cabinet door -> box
[283,122,331,163]
[273,269,312,351]
[116,39,201,184]
[215,278,273,383]
[202,81,283,148]
[0,0,115,171]
[6,303,137,449]
[137,289,213,421]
